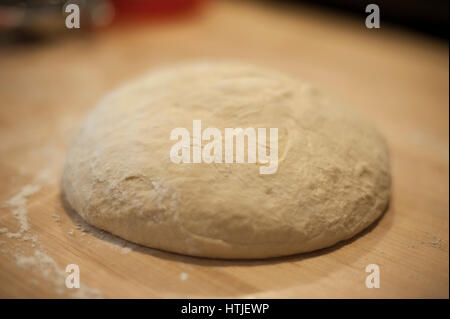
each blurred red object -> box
[111,0,207,22]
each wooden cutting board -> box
[0,1,448,298]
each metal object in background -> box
[0,0,205,34]
[0,0,114,35]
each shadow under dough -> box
[59,190,393,268]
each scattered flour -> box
[408,235,443,249]
[14,249,102,298]
[70,215,137,254]
[1,181,103,298]
[3,184,41,238]
[424,236,442,248]
[180,272,189,281]
[20,234,38,248]
[121,247,132,254]
[1,167,147,298]
[94,229,137,254]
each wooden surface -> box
[0,1,448,298]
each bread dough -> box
[62,62,391,259]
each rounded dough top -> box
[62,62,391,259]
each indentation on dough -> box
[356,162,372,178]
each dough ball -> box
[62,62,391,259]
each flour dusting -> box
[180,272,189,281]
[14,249,102,298]
[3,184,41,238]
[1,177,103,298]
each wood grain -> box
[0,1,448,298]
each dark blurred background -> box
[269,0,448,38]
[0,0,448,42]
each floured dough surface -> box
[62,62,391,259]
